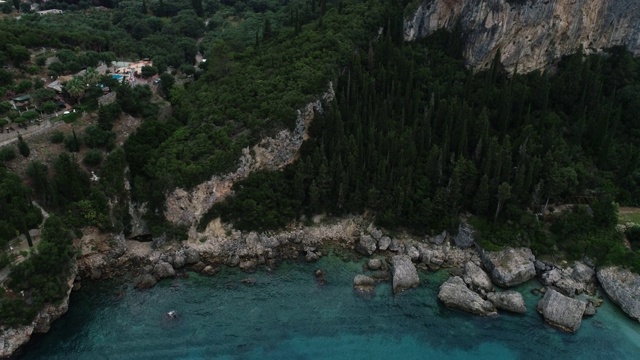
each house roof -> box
[47,80,63,92]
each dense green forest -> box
[1,0,640,326]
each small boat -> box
[166,310,178,319]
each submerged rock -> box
[367,258,383,271]
[481,247,536,288]
[391,255,420,293]
[487,291,527,314]
[597,267,640,322]
[134,273,157,289]
[438,276,497,316]
[353,274,376,292]
[537,289,586,332]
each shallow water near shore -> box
[19,252,640,359]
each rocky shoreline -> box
[2,217,640,358]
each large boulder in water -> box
[480,247,536,288]
[537,289,586,332]
[391,255,420,293]
[355,235,377,256]
[438,276,497,316]
[487,291,527,314]
[597,267,640,322]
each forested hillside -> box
[1,0,640,326]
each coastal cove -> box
[18,253,640,360]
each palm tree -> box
[64,77,86,105]
[84,67,100,86]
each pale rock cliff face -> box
[165,83,335,235]
[404,0,640,73]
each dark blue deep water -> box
[19,253,640,359]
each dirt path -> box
[0,118,64,148]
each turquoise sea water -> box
[19,253,640,359]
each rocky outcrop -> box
[165,83,335,230]
[597,267,640,322]
[404,0,640,73]
[487,291,526,314]
[391,255,420,293]
[537,288,586,332]
[438,276,497,316]
[480,247,536,287]
[463,261,493,294]
[0,266,77,358]
[454,222,475,248]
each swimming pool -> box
[111,74,125,80]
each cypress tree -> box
[17,134,30,157]
[473,175,490,216]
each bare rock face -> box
[537,288,586,332]
[463,261,494,294]
[404,0,640,73]
[487,291,527,314]
[438,276,497,316]
[597,267,640,322]
[391,255,420,293]
[481,247,536,288]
